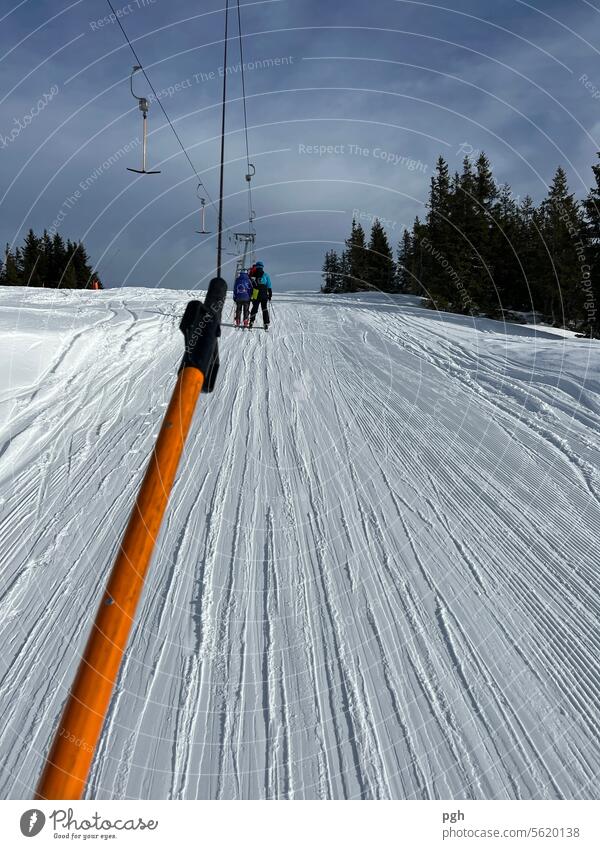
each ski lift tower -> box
[234,231,256,276]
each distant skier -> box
[248,260,272,330]
[233,269,253,327]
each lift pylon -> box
[233,231,255,275]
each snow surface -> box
[0,286,599,800]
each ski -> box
[221,322,270,331]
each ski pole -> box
[35,277,227,801]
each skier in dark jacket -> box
[233,270,253,327]
[248,260,272,330]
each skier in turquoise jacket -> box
[248,261,272,330]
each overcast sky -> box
[2,0,600,291]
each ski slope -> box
[0,286,599,800]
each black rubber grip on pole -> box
[180,277,228,392]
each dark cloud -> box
[2,0,600,290]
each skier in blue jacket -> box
[248,260,273,330]
[233,269,253,327]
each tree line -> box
[0,229,102,289]
[322,218,397,295]
[323,152,600,334]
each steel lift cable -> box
[104,0,228,233]
[217,0,230,279]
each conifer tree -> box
[410,217,430,297]
[38,230,53,287]
[331,251,344,292]
[473,153,499,311]
[423,157,455,301]
[456,156,477,237]
[344,219,368,291]
[62,241,79,289]
[321,251,332,293]
[21,229,42,287]
[428,157,453,242]
[538,167,586,325]
[50,234,67,287]
[513,195,542,313]
[1,246,22,285]
[455,155,489,312]
[61,262,78,289]
[397,229,414,292]
[321,250,339,293]
[488,184,522,313]
[320,150,600,329]
[0,230,100,289]
[71,242,95,288]
[582,154,600,334]
[474,152,498,213]
[366,219,395,292]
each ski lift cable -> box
[235,0,255,238]
[104,0,230,231]
[216,0,230,278]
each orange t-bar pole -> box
[36,279,227,800]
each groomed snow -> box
[0,286,599,800]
